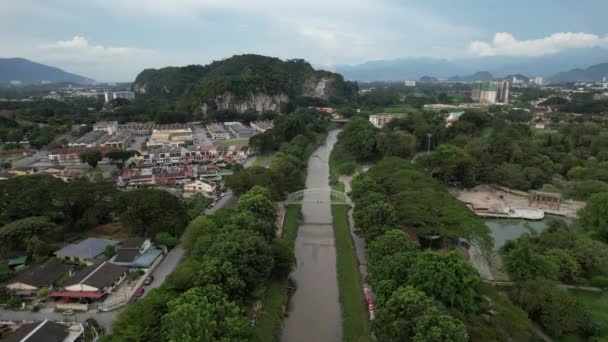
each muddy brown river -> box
[281,130,343,342]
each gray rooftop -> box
[54,238,119,259]
[72,130,107,145]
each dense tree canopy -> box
[114,189,188,237]
[161,285,250,342]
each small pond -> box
[486,215,574,251]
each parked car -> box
[62,309,74,316]
[134,287,145,299]
[144,276,154,286]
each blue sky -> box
[1,0,607,81]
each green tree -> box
[105,149,137,170]
[0,263,12,282]
[571,238,608,278]
[579,192,608,242]
[339,118,378,160]
[114,189,188,237]
[503,237,559,281]
[191,229,274,293]
[408,251,480,312]
[373,286,468,342]
[104,288,171,341]
[104,244,116,258]
[155,232,178,248]
[235,186,276,223]
[373,286,437,341]
[79,150,103,168]
[194,259,246,300]
[161,286,249,342]
[376,131,416,158]
[510,279,592,337]
[412,312,469,342]
[0,216,55,251]
[353,201,397,241]
[270,240,295,277]
[367,229,419,264]
[546,248,581,283]
[25,236,51,262]
[418,144,474,185]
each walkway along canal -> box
[281,130,343,342]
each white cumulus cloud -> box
[469,32,608,57]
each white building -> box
[531,76,544,86]
[104,91,135,103]
[404,80,416,87]
[206,123,231,140]
[369,114,400,128]
[250,121,273,133]
[93,121,119,135]
[184,179,217,197]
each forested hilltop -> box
[132,54,358,113]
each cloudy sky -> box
[1,0,607,81]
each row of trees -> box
[338,108,608,200]
[103,186,291,341]
[351,158,492,250]
[0,175,189,257]
[228,110,330,199]
[348,159,536,341]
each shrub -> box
[590,276,608,289]
[7,297,21,310]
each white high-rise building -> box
[404,80,416,87]
[104,91,135,103]
[532,76,544,85]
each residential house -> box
[110,238,163,268]
[250,121,273,133]
[102,129,133,149]
[147,128,193,148]
[206,123,230,140]
[93,121,118,135]
[1,320,84,342]
[48,147,110,164]
[534,118,546,130]
[5,260,71,296]
[56,262,127,298]
[184,179,217,197]
[224,122,255,139]
[369,113,400,128]
[54,238,120,265]
[68,130,108,148]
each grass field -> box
[215,139,249,146]
[251,205,301,342]
[331,204,371,342]
[569,290,608,337]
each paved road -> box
[141,246,185,295]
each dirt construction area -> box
[449,184,585,218]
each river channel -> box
[281,130,343,342]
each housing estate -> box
[54,238,120,265]
[4,260,71,296]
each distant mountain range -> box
[0,58,94,85]
[334,48,608,83]
[551,63,608,83]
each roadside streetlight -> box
[426,133,432,153]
